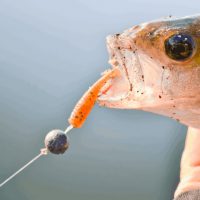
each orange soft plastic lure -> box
[68,68,118,128]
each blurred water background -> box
[0,0,197,199]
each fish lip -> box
[97,35,133,105]
[97,67,132,102]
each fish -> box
[97,14,200,129]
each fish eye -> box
[164,33,195,61]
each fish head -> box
[98,15,200,128]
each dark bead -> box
[44,130,69,154]
[165,33,195,61]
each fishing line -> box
[0,125,73,188]
[0,152,44,188]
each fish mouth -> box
[97,34,133,107]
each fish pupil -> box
[165,33,195,61]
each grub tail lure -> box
[0,68,118,188]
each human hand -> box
[174,127,200,198]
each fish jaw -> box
[98,46,200,128]
[97,33,166,110]
[97,15,200,128]
[97,34,133,107]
